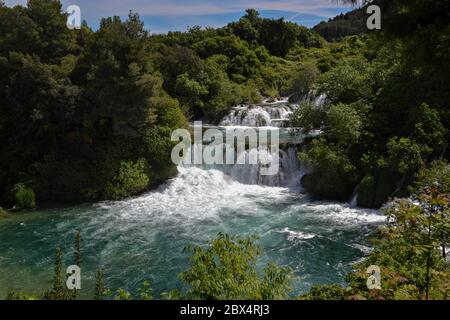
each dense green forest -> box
[1,0,449,301]
[313,5,367,41]
[1,0,449,211]
[0,1,325,209]
[0,0,450,205]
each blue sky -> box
[5,0,354,33]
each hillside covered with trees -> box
[0,0,449,302]
[312,5,367,41]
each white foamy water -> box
[278,227,316,241]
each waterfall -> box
[350,194,358,207]
[220,102,294,127]
[185,99,308,187]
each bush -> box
[302,284,345,300]
[12,183,36,210]
[105,159,150,200]
[386,137,424,175]
[289,101,325,133]
[287,63,319,101]
[177,233,292,300]
[299,139,359,200]
[325,103,362,146]
[0,206,9,218]
[411,160,450,195]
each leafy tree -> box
[12,183,36,210]
[178,233,292,300]
[412,161,450,196]
[104,159,150,200]
[409,103,447,158]
[94,268,106,300]
[287,63,320,101]
[325,103,362,147]
[114,288,132,300]
[386,137,424,175]
[289,101,325,133]
[299,139,359,200]
[43,246,70,300]
[301,284,346,300]
[318,56,372,104]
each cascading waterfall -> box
[187,99,307,187]
[220,104,294,127]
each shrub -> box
[299,139,359,200]
[289,101,325,133]
[0,206,9,218]
[177,233,292,300]
[12,183,36,210]
[302,284,345,300]
[105,159,150,200]
[410,160,450,195]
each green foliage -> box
[300,182,449,300]
[178,233,292,300]
[318,56,372,104]
[105,159,150,200]
[12,183,36,210]
[139,280,153,300]
[409,103,447,158]
[289,102,324,133]
[386,137,424,175]
[286,63,319,101]
[0,206,9,218]
[325,103,362,147]
[227,9,324,57]
[43,246,71,300]
[301,284,346,300]
[6,291,39,300]
[114,288,132,300]
[0,5,188,206]
[346,190,450,300]
[313,7,367,41]
[300,139,359,200]
[412,161,450,195]
[94,268,107,300]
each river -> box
[0,98,384,299]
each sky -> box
[5,0,354,34]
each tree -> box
[287,63,320,101]
[386,137,424,175]
[325,103,362,147]
[178,233,292,300]
[409,103,447,158]
[289,101,325,133]
[299,139,359,200]
[94,268,106,300]
[43,246,71,300]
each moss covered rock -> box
[301,172,356,201]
